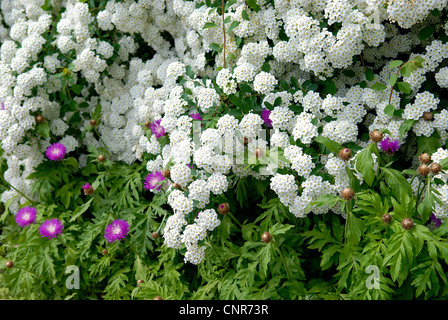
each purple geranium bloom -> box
[150,119,166,138]
[45,142,66,161]
[190,112,203,121]
[144,171,166,191]
[379,137,400,155]
[430,213,443,228]
[39,218,64,239]
[261,108,272,127]
[15,206,37,227]
[104,219,130,243]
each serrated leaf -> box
[383,104,395,117]
[70,198,93,222]
[314,136,343,155]
[399,119,416,135]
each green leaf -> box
[261,61,270,73]
[36,122,50,138]
[388,74,398,87]
[397,81,411,94]
[71,84,83,95]
[70,198,93,222]
[365,68,374,82]
[203,22,218,29]
[418,25,436,40]
[383,104,395,117]
[399,119,416,135]
[389,60,403,69]
[209,42,222,52]
[228,20,240,33]
[314,136,343,155]
[370,82,387,91]
[355,145,376,186]
[242,9,250,20]
[380,167,413,200]
[306,194,341,212]
[246,0,261,12]
[416,135,442,155]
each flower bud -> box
[97,155,105,162]
[369,130,383,142]
[338,147,352,161]
[145,121,151,129]
[137,279,145,286]
[418,164,430,176]
[401,218,414,230]
[172,183,182,190]
[254,147,264,158]
[418,153,431,164]
[261,232,272,243]
[162,169,171,179]
[35,114,44,123]
[5,260,13,269]
[102,249,108,255]
[430,162,442,175]
[382,213,392,223]
[90,119,98,127]
[151,232,159,239]
[422,112,433,121]
[217,203,230,215]
[340,187,355,200]
[154,296,163,300]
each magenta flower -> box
[144,171,166,191]
[0,102,5,110]
[150,119,166,138]
[39,218,64,239]
[45,143,66,161]
[104,219,130,243]
[190,112,203,121]
[379,137,400,155]
[15,206,37,227]
[261,109,272,127]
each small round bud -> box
[153,296,163,300]
[369,130,383,142]
[418,153,431,164]
[422,112,433,121]
[97,155,105,162]
[430,162,442,175]
[145,121,151,129]
[102,249,108,256]
[340,187,355,200]
[401,218,414,230]
[172,183,182,190]
[254,148,264,158]
[35,114,44,123]
[151,232,160,239]
[243,137,251,146]
[418,164,430,176]
[217,203,230,215]
[382,213,392,223]
[5,260,14,269]
[261,232,272,243]
[162,169,171,179]
[338,147,352,161]
[83,185,94,195]
[90,119,98,127]
[137,279,145,286]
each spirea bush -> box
[1,0,448,300]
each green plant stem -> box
[227,211,243,228]
[416,177,427,204]
[272,239,292,281]
[61,159,74,178]
[91,193,117,220]
[344,199,352,245]
[93,126,108,149]
[0,177,36,204]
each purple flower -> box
[39,219,64,239]
[261,109,272,127]
[379,137,400,155]
[45,143,66,161]
[150,119,166,138]
[15,206,37,227]
[0,102,5,110]
[144,171,166,191]
[104,219,130,243]
[82,183,92,190]
[430,213,443,228]
[190,112,203,121]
